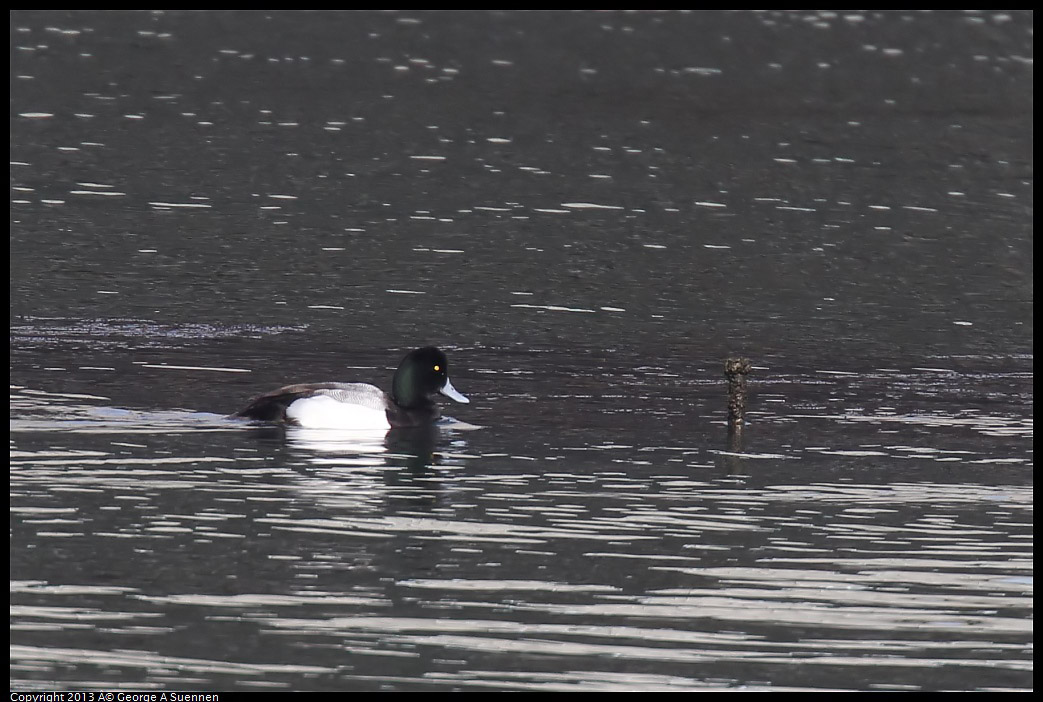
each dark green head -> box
[391,346,470,409]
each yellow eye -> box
[433,365,441,372]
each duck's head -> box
[391,346,470,409]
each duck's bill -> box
[440,377,470,404]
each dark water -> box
[10,10,1032,692]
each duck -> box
[233,346,469,430]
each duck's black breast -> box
[385,400,442,428]
[234,382,390,424]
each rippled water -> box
[10,343,1032,691]
[10,9,1032,693]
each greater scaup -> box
[233,346,469,430]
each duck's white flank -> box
[285,394,391,430]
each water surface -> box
[10,10,1033,692]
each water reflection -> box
[11,378,1031,691]
[285,426,391,455]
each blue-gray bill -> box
[440,377,469,404]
